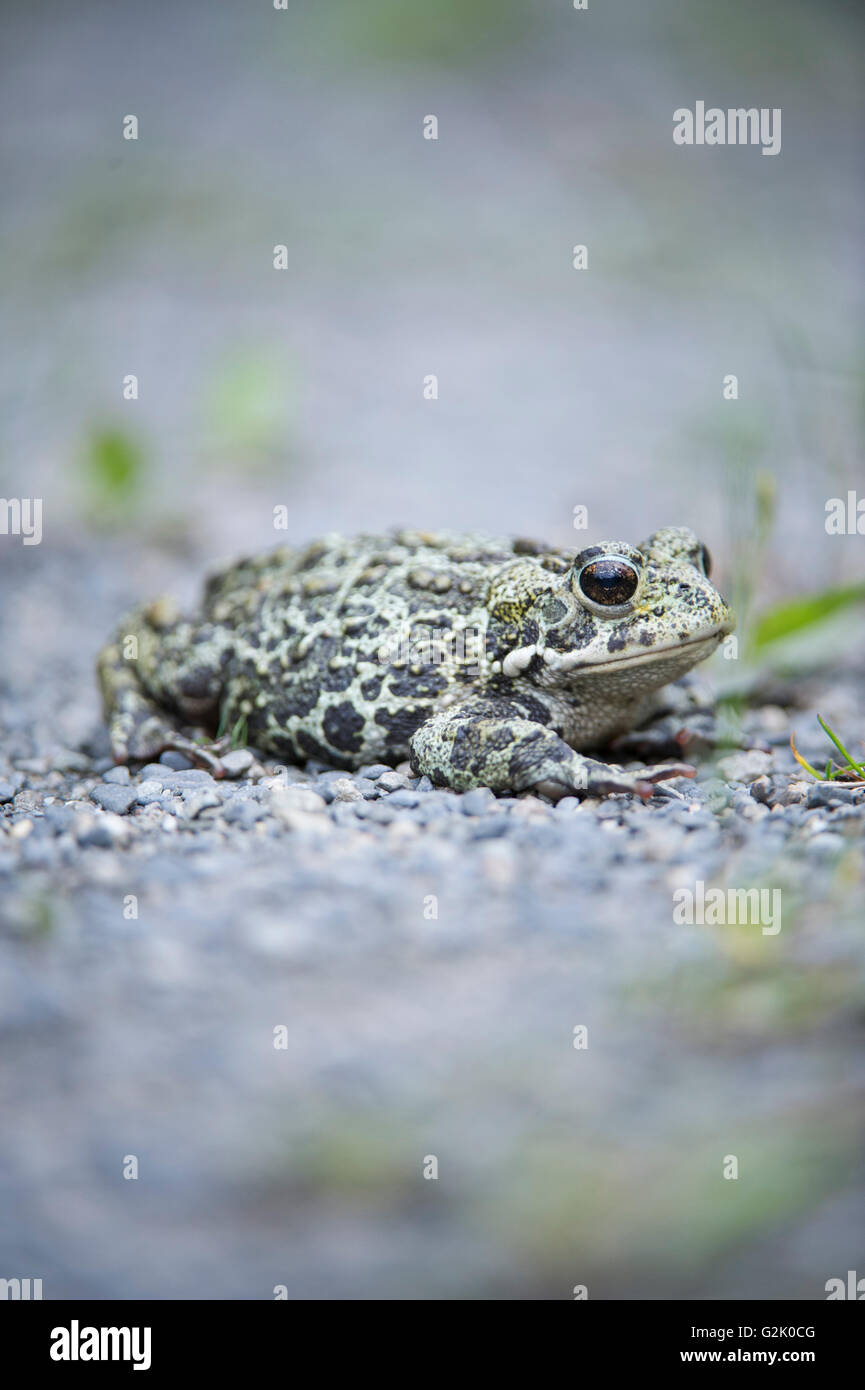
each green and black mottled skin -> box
[97,526,735,799]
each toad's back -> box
[208,530,572,765]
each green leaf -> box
[752,583,865,650]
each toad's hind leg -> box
[97,601,233,770]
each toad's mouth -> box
[535,626,730,676]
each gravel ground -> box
[2,540,864,1299]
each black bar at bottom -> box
[3,1298,860,1375]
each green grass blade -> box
[789,732,822,780]
[817,714,865,777]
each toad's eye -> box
[698,542,712,577]
[576,557,640,609]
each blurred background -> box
[2,0,862,582]
[1,0,863,1301]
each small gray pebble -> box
[313,780,338,804]
[135,780,165,805]
[222,799,265,827]
[387,788,420,808]
[89,785,138,815]
[807,782,861,808]
[700,779,732,812]
[179,780,223,800]
[414,776,435,793]
[139,764,168,781]
[160,751,194,771]
[0,782,14,804]
[358,764,392,780]
[268,786,327,816]
[14,757,49,775]
[185,790,222,819]
[469,816,509,839]
[51,750,92,774]
[716,750,774,783]
[775,781,809,806]
[78,812,131,848]
[826,804,864,823]
[749,775,772,804]
[102,765,131,785]
[220,749,255,778]
[158,769,215,789]
[329,777,365,802]
[414,798,457,825]
[358,801,395,824]
[376,770,410,792]
[461,788,497,815]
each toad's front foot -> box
[409,698,695,800]
[550,756,695,802]
[109,718,227,777]
[160,735,228,777]
[98,610,232,776]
